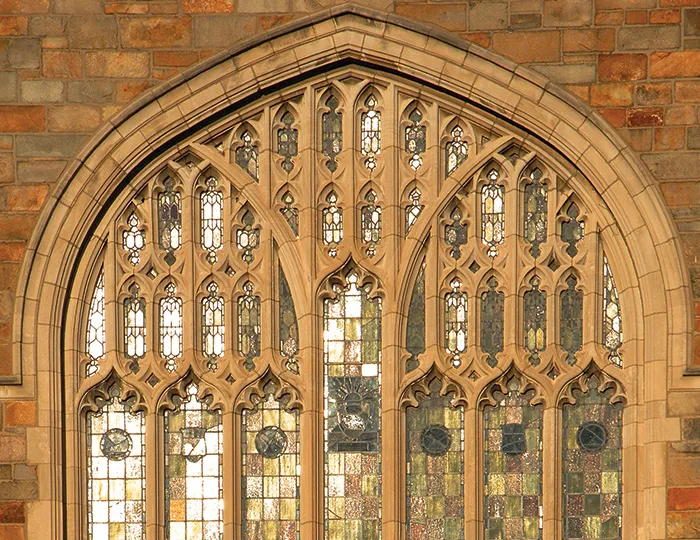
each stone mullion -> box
[464,406,479,539]
[222,411,237,540]
[542,406,558,539]
[145,411,161,540]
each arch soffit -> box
[8,5,692,394]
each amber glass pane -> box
[602,255,623,367]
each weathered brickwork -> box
[0,0,697,538]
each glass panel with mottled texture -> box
[280,192,299,237]
[238,281,261,371]
[405,108,426,171]
[278,111,298,173]
[360,190,381,258]
[236,131,259,180]
[481,277,504,368]
[279,266,299,374]
[444,208,467,260]
[87,270,106,377]
[165,384,224,540]
[482,170,505,259]
[445,126,468,177]
[236,211,260,265]
[160,283,183,372]
[561,203,584,258]
[361,95,381,171]
[406,265,425,373]
[200,178,224,264]
[445,278,467,367]
[523,169,547,259]
[405,188,423,236]
[202,282,225,372]
[324,273,382,540]
[523,277,546,366]
[122,213,145,266]
[124,284,146,371]
[602,255,622,367]
[322,96,342,173]
[560,275,583,365]
[322,191,343,258]
[158,178,182,266]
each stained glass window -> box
[242,387,300,540]
[279,266,299,374]
[523,169,547,259]
[160,283,183,372]
[523,277,546,365]
[238,281,261,371]
[165,383,223,540]
[405,188,423,235]
[405,108,426,171]
[236,131,259,180]
[324,273,382,539]
[482,169,505,259]
[322,96,342,172]
[202,282,225,372]
[158,178,182,266]
[200,178,224,264]
[87,386,146,540]
[481,277,504,368]
[280,191,299,237]
[322,191,343,258]
[406,264,425,373]
[86,270,106,377]
[406,379,464,539]
[361,95,381,171]
[483,383,543,540]
[444,208,467,260]
[445,278,468,367]
[562,380,622,539]
[236,211,260,264]
[278,111,298,173]
[122,213,145,266]
[602,256,622,367]
[124,284,146,371]
[561,202,584,258]
[561,275,583,365]
[446,126,468,177]
[360,190,381,258]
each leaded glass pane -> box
[160,282,183,372]
[483,386,543,540]
[406,265,425,372]
[446,126,468,177]
[324,273,382,539]
[236,211,260,264]
[561,275,583,365]
[200,178,224,265]
[444,208,467,260]
[523,277,546,365]
[236,131,259,180]
[561,202,584,258]
[322,191,343,258]
[360,190,381,258]
[562,382,622,539]
[279,266,299,374]
[87,387,145,540]
[87,270,106,377]
[165,384,224,540]
[405,108,426,171]
[202,282,225,372]
[481,277,504,368]
[482,169,505,259]
[278,111,298,173]
[124,284,146,371]
[360,95,381,171]
[122,213,145,266]
[158,178,182,265]
[322,96,342,172]
[405,188,423,236]
[406,380,464,539]
[602,256,622,367]
[445,278,467,367]
[238,281,260,371]
[242,389,300,540]
[280,191,299,237]
[523,169,547,259]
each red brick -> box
[492,30,560,63]
[1,185,48,212]
[150,3,179,14]
[0,153,12,184]
[590,83,633,106]
[660,0,700,5]
[103,2,149,14]
[85,51,149,78]
[651,52,700,78]
[668,511,700,538]
[625,10,648,24]
[48,105,100,132]
[0,16,26,35]
[598,108,627,127]
[598,54,647,81]
[563,28,615,52]
[259,15,293,31]
[0,214,37,241]
[4,401,34,426]
[115,81,153,103]
[182,0,234,12]
[0,526,24,540]
[0,0,48,13]
[563,84,590,102]
[669,487,700,510]
[595,11,624,25]
[0,502,24,524]
[0,243,24,262]
[665,105,697,125]
[677,81,700,102]
[459,32,491,48]
[153,67,180,80]
[627,107,664,126]
[635,82,672,105]
[42,50,81,78]
[396,4,467,32]
[662,182,700,206]
[650,8,681,23]
[0,106,44,132]
[119,17,192,48]
[655,127,685,150]
[153,50,200,67]
[619,127,652,151]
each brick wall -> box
[0,0,697,537]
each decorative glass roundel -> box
[255,426,288,459]
[576,421,607,451]
[420,424,452,456]
[100,428,133,461]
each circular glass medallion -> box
[576,421,607,451]
[255,426,288,459]
[100,428,133,461]
[420,424,452,457]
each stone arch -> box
[4,5,692,539]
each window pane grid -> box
[602,255,623,367]
[160,283,183,372]
[87,270,106,377]
[202,282,225,372]
[200,178,224,264]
